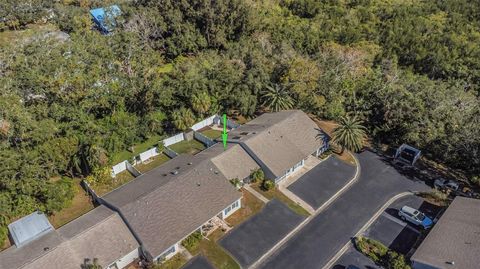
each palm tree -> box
[261,84,294,112]
[172,107,195,131]
[332,115,367,154]
[191,91,211,116]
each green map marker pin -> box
[222,114,228,149]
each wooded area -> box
[0,0,479,244]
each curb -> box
[250,152,361,269]
[321,191,413,269]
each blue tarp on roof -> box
[8,211,54,248]
[89,5,121,34]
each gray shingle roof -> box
[0,206,139,269]
[411,197,480,269]
[227,110,323,178]
[210,143,260,180]
[101,147,242,258]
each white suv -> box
[398,206,433,229]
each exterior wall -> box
[411,260,441,269]
[154,243,179,263]
[107,248,140,269]
[222,198,242,219]
[275,159,305,183]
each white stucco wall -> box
[222,198,242,219]
[107,248,139,269]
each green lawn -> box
[200,129,222,139]
[156,253,188,269]
[251,183,310,217]
[135,153,171,173]
[94,170,135,196]
[48,178,94,228]
[169,139,206,155]
[111,135,162,163]
[188,230,240,269]
[225,188,264,227]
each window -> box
[224,206,232,216]
[157,245,176,262]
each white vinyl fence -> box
[111,160,128,177]
[191,115,219,131]
[194,132,216,147]
[138,147,160,163]
[162,133,185,147]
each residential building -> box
[0,206,140,269]
[226,110,328,182]
[0,110,327,267]
[411,197,480,269]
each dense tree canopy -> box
[1,0,479,244]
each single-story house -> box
[0,205,140,269]
[411,197,480,269]
[226,110,327,183]
[1,110,328,267]
[99,149,243,262]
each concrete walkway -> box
[277,155,323,214]
[244,185,269,203]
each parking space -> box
[219,199,306,268]
[287,156,356,209]
[181,255,215,269]
[364,195,442,255]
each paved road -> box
[288,156,356,209]
[220,199,305,268]
[258,151,430,269]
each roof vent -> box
[43,247,49,251]
[162,174,167,176]
[176,166,180,169]
[188,162,192,165]
[446,261,455,265]
[214,170,219,174]
[197,182,201,187]
[171,170,178,175]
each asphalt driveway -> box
[331,248,380,269]
[287,156,356,209]
[258,151,430,269]
[219,199,306,268]
[181,255,215,269]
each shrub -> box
[471,176,480,187]
[385,251,411,269]
[262,179,275,191]
[250,169,264,183]
[181,231,202,250]
[85,167,111,186]
[230,178,241,189]
[354,237,388,263]
[355,237,411,269]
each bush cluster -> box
[354,237,411,269]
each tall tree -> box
[171,107,195,131]
[191,91,211,116]
[261,84,294,112]
[332,115,367,153]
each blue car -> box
[398,206,433,229]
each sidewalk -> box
[277,155,324,214]
[244,184,269,203]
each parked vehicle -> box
[398,206,433,229]
[434,178,473,197]
[434,178,460,191]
